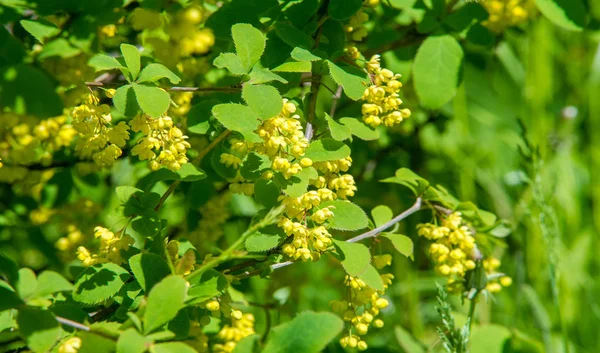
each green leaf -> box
[132,83,170,118]
[0,64,64,118]
[358,264,385,291]
[0,284,23,312]
[242,84,283,119]
[245,232,281,252]
[38,38,80,59]
[151,342,198,353]
[535,0,585,32]
[73,263,131,305]
[413,35,464,109]
[187,270,228,305]
[291,47,321,62]
[321,200,369,231]
[232,23,266,72]
[380,168,430,196]
[214,52,247,75]
[328,0,362,20]
[177,164,206,182]
[129,253,171,293]
[137,63,181,84]
[339,118,380,140]
[0,253,19,286]
[394,325,426,353]
[116,186,143,204]
[325,113,351,141]
[254,179,280,208]
[35,271,73,297]
[117,328,150,353]
[262,311,344,353]
[332,240,371,277]
[112,84,139,117]
[304,138,351,162]
[248,66,288,84]
[274,23,314,49]
[240,152,272,181]
[187,100,216,135]
[88,54,125,72]
[79,330,117,353]
[212,103,262,143]
[121,43,141,80]
[0,26,25,66]
[371,205,393,228]
[17,307,61,353]
[469,324,512,353]
[327,61,369,101]
[273,61,312,73]
[381,233,414,259]
[16,268,37,299]
[232,335,260,353]
[20,19,59,43]
[144,275,187,334]
[282,166,318,198]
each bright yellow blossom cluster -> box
[76,226,134,266]
[219,98,310,189]
[130,115,191,171]
[213,312,255,353]
[331,255,394,351]
[171,92,195,117]
[362,55,411,128]
[71,94,130,167]
[133,4,215,69]
[418,212,511,293]
[220,99,362,262]
[482,0,532,32]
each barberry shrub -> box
[0,0,591,353]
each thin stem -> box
[85,81,241,93]
[270,197,423,272]
[186,206,284,282]
[347,197,422,243]
[329,85,344,118]
[56,316,90,331]
[466,294,478,331]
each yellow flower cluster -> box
[362,55,411,128]
[482,0,531,32]
[219,99,360,262]
[71,94,130,168]
[0,112,76,168]
[188,192,232,250]
[213,312,255,353]
[331,255,394,351]
[130,115,191,171]
[483,257,513,293]
[418,212,511,293]
[76,226,134,266]
[219,98,310,189]
[134,4,215,68]
[58,337,82,353]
